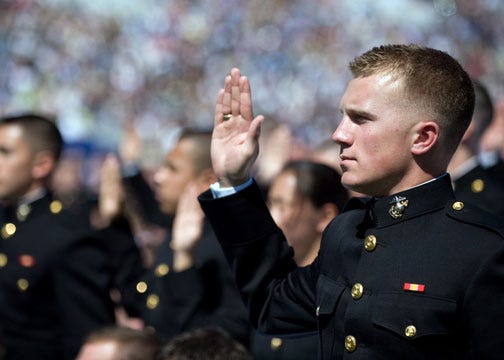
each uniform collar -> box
[1,190,55,223]
[369,174,454,228]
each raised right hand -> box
[212,68,264,187]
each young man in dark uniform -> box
[135,129,250,345]
[0,114,115,359]
[199,45,504,359]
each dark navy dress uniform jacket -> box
[0,193,114,359]
[199,174,504,359]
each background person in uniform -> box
[448,79,504,216]
[76,326,161,360]
[198,45,504,359]
[0,113,115,359]
[251,159,348,359]
[479,95,504,184]
[135,128,250,345]
[158,326,253,360]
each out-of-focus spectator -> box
[133,128,250,346]
[0,113,115,359]
[267,160,348,267]
[479,98,504,183]
[158,326,253,360]
[76,326,161,360]
[448,80,504,216]
[254,119,310,191]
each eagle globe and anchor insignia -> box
[388,195,409,219]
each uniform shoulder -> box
[445,199,504,238]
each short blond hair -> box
[350,44,474,156]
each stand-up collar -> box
[369,174,454,228]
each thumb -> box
[248,115,264,142]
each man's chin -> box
[158,204,176,216]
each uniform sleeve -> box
[95,216,146,317]
[54,235,115,359]
[148,236,251,344]
[463,243,504,358]
[199,180,319,335]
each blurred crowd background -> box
[1,0,503,178]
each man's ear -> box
[411,121,440,156]
[32,151,56,180]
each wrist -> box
[172,250,195,272]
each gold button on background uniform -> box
[471,179,484,193]
[364,235,377,251]
[405,325,417,338]
[49,200,63,214]
[270,337,283,350]
[351,283,364,300]
[146,294,159,309]
[344,335,357,352]
[155,263,169,277]
[17,278,29,291]
[1,223,16,239]
[136,281,148,293]
[452,201,464,211]
[0,253,7,268]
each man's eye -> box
[351,115,367,124]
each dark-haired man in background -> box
[0,114,115,359]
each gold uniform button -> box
[136,281,148,293]
[1,223,16,239]
[364,235,377,251]
[49,200,63,214]
[146,294,160,309]
[471,179,484,193]
[405,325,417,338]
[270,337,283,350]
[344,335,357,352]
[155,263,170,277]
[452,201,464,211]
[0,253,7,267]
[17,278,29,291]
[351,283,364,300]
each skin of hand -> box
[98,153,125,225]
[480,99,504,154]
[212,67,265,187]
[119,121,143,166]
[256,123,294,185]
[170,182,205,272]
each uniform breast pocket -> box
[316,275,346,321]
[316,274,346,357]
[316,275,346,332]
[371,293,459,358]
